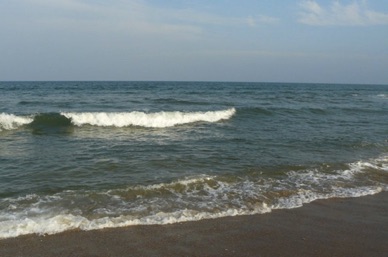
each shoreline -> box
[1,192,388,257]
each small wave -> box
[0,113,33,131]
[374,94,388,102]
[61,108,236,128]
[18,100,38,105]
[152,98,210,106]
[239,107,273,116]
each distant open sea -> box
[0,81,387,239]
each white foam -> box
[1,155,387,239]
[270,155,388,209]
[272,186,383,210]
[61,108,236,128]
[0,113,33,131]
[0,204,272,239]
[1,186,383,239]
[349,155,388,172]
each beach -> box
[1,192,387,257]
[1,82,387,256]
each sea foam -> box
[61,108,236,128]
[0,113,33,131]
[0,155,386,239]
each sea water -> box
[0,81,387,238]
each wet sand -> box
[1,192,387,257]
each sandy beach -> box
[1,192,387,257]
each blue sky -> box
[1,0,387,84]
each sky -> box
[1,0,387,84]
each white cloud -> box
[298,0,388,26]
[258,15,280,25]
[3,0,203,39]
[244,15,279,27]
[10,0,278,34]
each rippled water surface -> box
[0,81,387,238]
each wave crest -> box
[61,108,236,128]
[0,113,33,131]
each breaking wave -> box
[61,108,236,128]
[0,108,236,131]
[1,154,387,239]
[0,113,33,131]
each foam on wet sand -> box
[1,192,387,257]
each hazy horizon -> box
[1,0,387,84]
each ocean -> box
[0,81,387,239]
